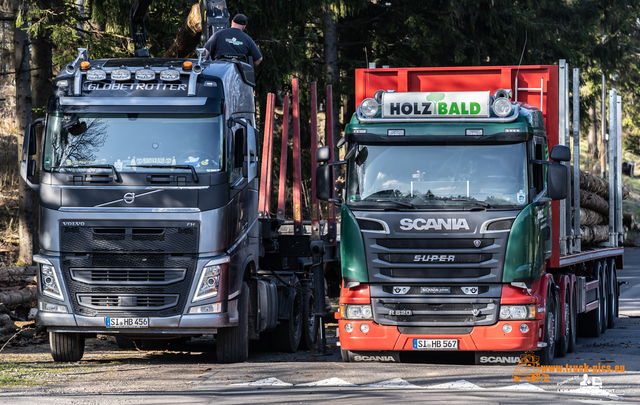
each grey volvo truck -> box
[19,47,317,363]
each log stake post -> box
[608,89,617,246]
[572,68,581,252]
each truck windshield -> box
[43,113,223,174]
[347,143,528,208]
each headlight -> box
[493,97,512,118]
[39,301,68,313]
[135,68,156,81]
[86,69,106,81]
[193,258,228,302]
[342,304,373,319]
[40,264,64,301]
[499,305,536,320]
[360,98,379,118]
[110,69,131,81]
[160,69,180,81]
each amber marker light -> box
[80,61,91,70]
[182,61,193,70]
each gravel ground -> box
[0,325,339,397]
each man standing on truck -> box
[204,13,263,66]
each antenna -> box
[364,47,369,99]
[515,30,528,86]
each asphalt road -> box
[2,248,640,404]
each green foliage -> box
[16,0,640,162]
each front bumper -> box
[38,301,237,335]
[338,319,540,352]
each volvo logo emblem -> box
[473,240,482,248]
[123,192,136,204]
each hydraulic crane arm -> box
[130,0,154,57]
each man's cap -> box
[233,14,248,25]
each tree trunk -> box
[0,286,37,306]
[323,3,343,197]
[580,225,609,245]
[577,207,606,226]
[623,212,637,228]
[13,0,34,266]
[163,4,202,58]
[323,4,341,151]
[0,267,36,277]
[587,101,598,162]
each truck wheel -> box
[271,283,302,353]
[607,261,617,329]
[539,287,556,365]
[50,332,85,362]
[299,289,318,350]
[217,282,249,363]
[568,285,577,353]
[556,287,570,358]
[599,263,608,334]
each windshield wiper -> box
[131,164,199,183]
[448,197,491,208]
[52,164,120,182]
[367,199,416,208]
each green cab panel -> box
[340,205,369,283]
[503,201,549,283]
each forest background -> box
[1,0,640,265]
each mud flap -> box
[475,351,527,365]
[347,351,401,362]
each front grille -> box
[77,294,179,311]
[382,302,489,311]
[61,253,197,317]
[374,299,497,327]
[61,225,198,253]
[377,238,494,249]
[382,285,490,295]
[70,268,186,285]
[386,314,487,323]
[380,268,492,278]
[378,253,492,264]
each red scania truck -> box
[315,61,624,364]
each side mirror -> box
[548,161,568,200]
[20,118,43,192]
[316,146,331,163]
[316,164,333,201]
[550,144,570,162]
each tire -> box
[607,261,617,329]
[271,282,303,353]
[50,332,85,362]
[568,285,577,353]
[600,262,608,334]
[556,287,570,358]
[217,281,249,363]
[298,289,318,350]
[539,286,556,365]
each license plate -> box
[106,317,149,328]
[413,339,458,350]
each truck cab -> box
[21,48,261,362]
[316,65,575,364]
